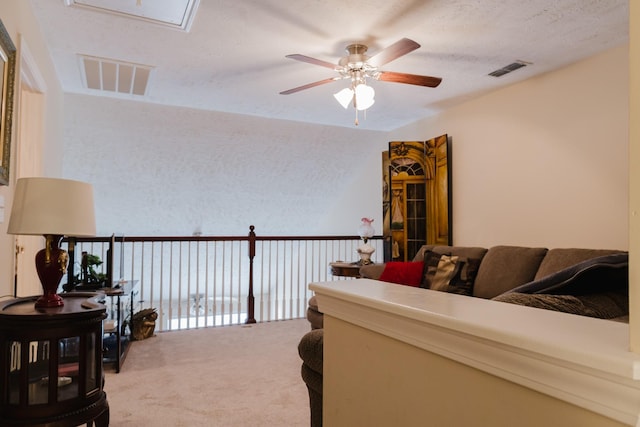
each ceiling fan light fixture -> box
[334,87,354,109]
[354,83,375,111]
[281,38,440,125]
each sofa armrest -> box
[360,263,386,280]
[298,329,324,374]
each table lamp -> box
[357,217,375,265]
[7,177,96,308]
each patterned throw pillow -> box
[422,251,446,288]
[421,250,480,296]
[448,257,481,296]
[426,253,459,291]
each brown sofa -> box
[299,244,628,426]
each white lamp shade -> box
[7,177,96,237]
[358,218,375,239]
[355,84,375,111]
[333,87,354,109]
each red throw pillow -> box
[379,261,425,287]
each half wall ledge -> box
[310,279,640,426]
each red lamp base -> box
[34,293,65,308]
[34,235,68,308]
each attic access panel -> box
[65,0,200,31]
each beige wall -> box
[61,96,386,236]
[629,1,639,351]
[327,38,631,287]
[392,45,629,250]
[324,315,627,427]
[0,1,65,299]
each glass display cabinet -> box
[0,293,109,426]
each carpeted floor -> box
[104,318,311,426]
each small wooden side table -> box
[0,293,109,426]
[329,262,362,278]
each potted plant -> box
[63,252,108,291]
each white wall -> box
[62,97,385,236]
[628,1,639,351]
[318,143,388,234]
[393,45,629,250]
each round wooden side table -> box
[329,262,363,278]
[0,293,109,426]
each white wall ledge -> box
[311,279,640,426]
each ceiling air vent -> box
[488,61,530,77]
[81,55,153,96]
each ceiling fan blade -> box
[285,54,337,70]
[367,38,421,67]
[279,77,340,95]
[377,71,442,88]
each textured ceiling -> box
[28,0,629,131]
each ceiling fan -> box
[280,38,442,123]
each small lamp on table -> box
[357,217,375,265]
[7,177,96,308]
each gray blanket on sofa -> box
[493,253,628,320]
[506,253,628,295]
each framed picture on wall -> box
[0,19,16,186]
